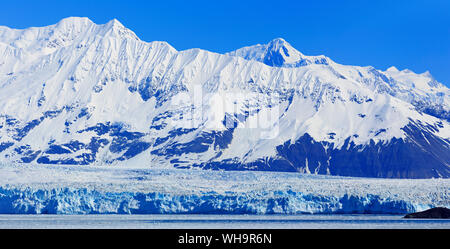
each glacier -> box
[0,163,448,214]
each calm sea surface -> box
[0,214,449,229]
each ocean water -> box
[0,214,449,229]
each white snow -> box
[0,17,448,168]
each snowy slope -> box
[0,163,448,214]
[0,17,449,178]
[227,38,450,121]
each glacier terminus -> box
[0,17,449,216]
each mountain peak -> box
[54,17,94,30]
[422,70,432,78]
[263,38,304,66]
[101,18,139,40]
[268,37,287,45]
[401,68,413,74]
[56,16,93,24]
[106,18,125,29]
[56,17,135,39]
[54,17,125,31]
[386,66,399,72]
[225,37,304,67]
[227,38,332,68]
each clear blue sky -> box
[1,0,449,85]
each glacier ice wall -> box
[0,164,448,214]
[0,186,432,214]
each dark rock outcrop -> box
[199,122,450,178]
[404,207,450,218]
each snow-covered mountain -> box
[227,37,331,67]
[0,17,449,178]
[227,38,450,121]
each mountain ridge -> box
[0,17,448,178]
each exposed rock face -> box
[404,207,450,218]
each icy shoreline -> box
[0,164,448,214]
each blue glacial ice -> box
[0,164,448,214]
